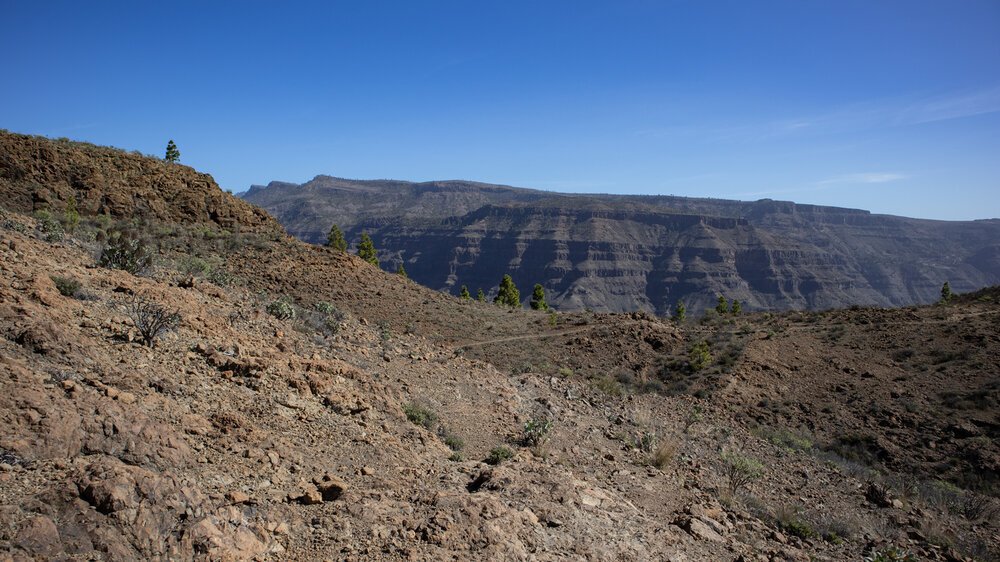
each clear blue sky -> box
[3,1,998,220]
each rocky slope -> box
[243,176,1000,315]
[0,130,281,234]
[1,133,998,561]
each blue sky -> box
[2,1,998,220]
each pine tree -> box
[716,295,728,315]
[476,289,485,302]
[357,233,379,267]
[731,299,742,315]
[460,286,471,300]
[397,264,407,277]
[674,299,686,323]
[164,140,180,163]
[941,281,951,302]
[326,225,347,252]
[494,274,520,307]
[529,284,548,310]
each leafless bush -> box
[119,292,179,347]
[882,472,919,503]
[957,491,999,523]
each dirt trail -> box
[451,326,593,350]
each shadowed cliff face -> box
[243,177,1000,315]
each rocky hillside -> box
[0,130,281,234]
[243,176,1000,315]
[1,134,998,561]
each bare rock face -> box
[245,176,1000,314]
[14,516,62,558]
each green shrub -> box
[63,196,80,235]
[42,224,64,242]
[721,451,764,495]
[100,231,153,275]
[781,520,814,539]
[177,256,211,276]
[688,341,711,371]
[864,546,917,562]
[594,375,622,396]
[37,213,64,242]
[402,403,437,430]
[523,418,553,447]
[50,276,81,297]
[298,306,343,336]
[486,446,514,465]
[684,405,703,432]
[2,218,27,232]
[443,434,465,451]
[755,425,813,453]
[314,301,336,315]
[266,296,296,320]
[207,268,238,287]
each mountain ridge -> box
[243,175,1000,314]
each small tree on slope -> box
[530,284,548,310]
[494,274,521,308]
[357,233,379,267]
[164,140,180,163]
[326,225,347,252]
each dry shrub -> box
[119,292,180,347]
[651,438,678,469]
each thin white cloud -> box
[685,85,1000,144]
[894,87,1000,126]
[818,173,907,185]
[720,172,908,200]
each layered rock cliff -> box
[243,176,1000,314]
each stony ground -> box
[0,133,997,560]
[0,209,997,561]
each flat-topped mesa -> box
[244,174,1000,314]
[0,130,283,234]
